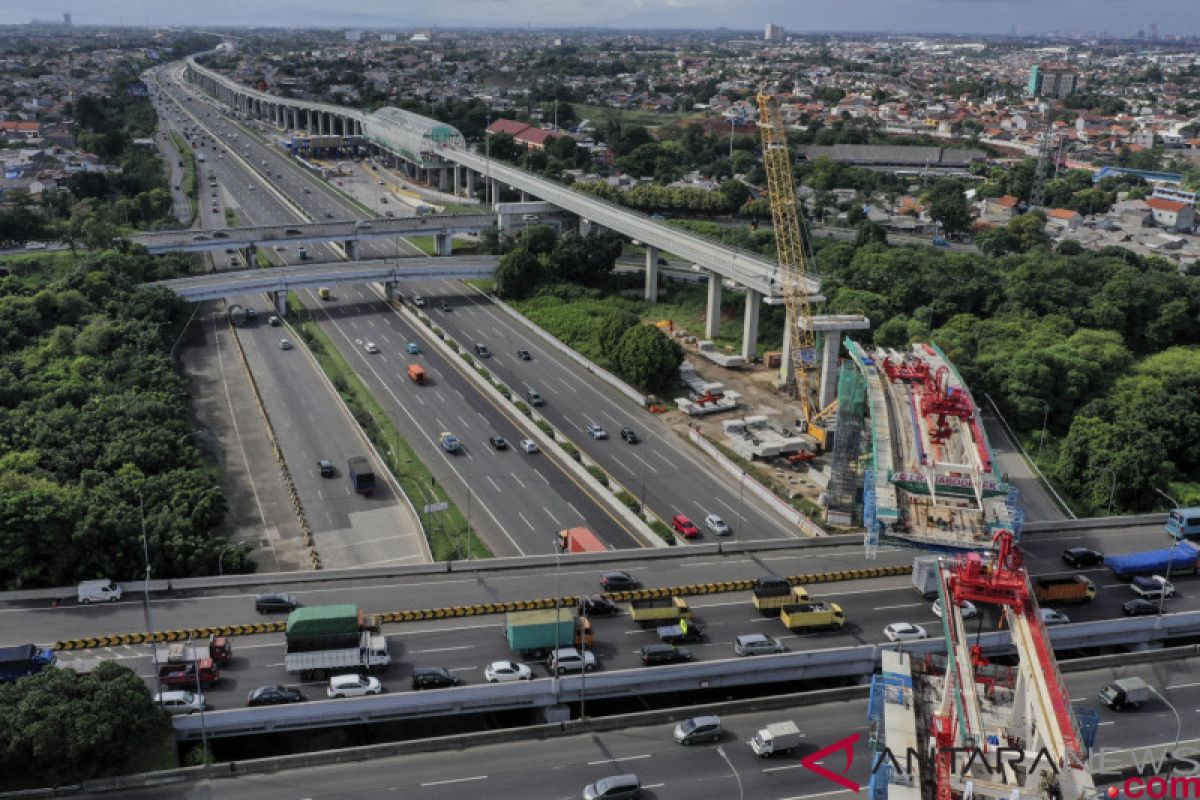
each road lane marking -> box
[557,376,578,393]
[875,603,924,610]
[629,452,658,475]
[487,476,502,493]
[567,502,583,521]
[518,512,535,531]
[420,776,487,787]
[412,645,475,653]
[1167,681,1200,689]
[543,506,559,525]
[587,754,651,765]
[510,472,525,490]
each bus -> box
[1167,507,1200,540]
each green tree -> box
[598,311,641,355]
[516,224,557,257]
[924,179,972,235]
[614,324,683,394]
[494,247,542,300]
[854,221,888,248]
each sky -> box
[2,0,1199,36]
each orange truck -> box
[558,527,605,553]
[407,364,426,384]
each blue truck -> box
[0,644,56,682]
[347,456,375,495]
[1105,540,1200,579]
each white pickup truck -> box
[1130,575,1175,600]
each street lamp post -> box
[1157,487,1182,617]
[716,746,744,800]
[737,471,747,535]
[1155,487,1181,510]
[1147,686,1182,780]
[216,542,236,577]
[1106,469,1117,515]
[137,492,162,699]
[552,537,563,703]
[464,471,473,560]
[1030,398,1049,464]
[188,637,211,772]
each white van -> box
[155,690,206,715]
[77,579,122,604]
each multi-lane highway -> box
[99,652,1200,800]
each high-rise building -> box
[62,12,71,25]
[764,23,784,42]
[1027,63,1077,99]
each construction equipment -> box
[756,94,824,448]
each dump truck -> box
[347,456,375,495]
[0,644,56,683]
[154,635,232,666]
[285,604,379,652]
[407,363,426,384]
[1106,540,1200,578]
[284,631,391,680]
[628,597,692,625]
[558,527,606,554]
[913,556,943,600]
[506,608,577,657]
[751,576,810,615]
[780,602,845,633]
[318,287,331,300]
[1099,677,1153,710]
[1033,575,1096,605]
[656,618,704,644]
[750,721,802,757]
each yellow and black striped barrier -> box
[54,564,911,651]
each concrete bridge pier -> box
[438,168,450,193]
[644,246,659,302]
[452,166,461,196]
[465,170,476,198]
[344,240,359,260]
[385,281,401,304]
[273,290,288,317]
[579,218,593,236]
[741,290,762,361]
[435,233,453,257]
[240,246,254,268]
[705,272,723,338]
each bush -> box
[560,441,582,462]
[461,352,474,365]
[616,490,642,515]
[446,338,459,351]
[496,384,511,398]
[586,465,609,487]
[650,520,677,545]
[476,367,491,381]
[513,400,531,417]
[536,419,555,438]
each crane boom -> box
[756,93,818,426]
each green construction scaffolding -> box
[826,362,868,523]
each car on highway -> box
[674,715,722,745]
[519,438,539,454]
[268,315,281,326]
[527,389,544,406]
[484,661,533,683]
[405,342,420,354]
[734,634,787,657]
[255,593,299,613]
[578,596,620,617]
[355,220,373,229]
[583,774,641,800]
[155,690,206,715]
[516,349,532,360]
[317,459,336,477]
[285,228,303,235]
[640,644,692,665]
[364,342,380,354]
[1062,547,1104,569]
[247,685,305,707]
[411,295,426,307]
[619,427,639,444]
[279,338,293,350]
[212,230,228,238]
[327,674,383,698]
[884,623,928,642]
[671,514,700,538]
[932,599,978,619]
[192,234,209,241]
[1040,608,1070,626]
[488,435,508,450]
[586,423,608,440]
[600,571,638,590]
[704,514,730,536]
[439,301,451,312]
[474,344,491,358]
[548,647,596,674]
[411,667,461,690]
[1123,599,1159,616]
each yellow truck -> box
[318,286,331,300]
[780,602,845,633]
[751,576,810,615]
[629,597,692,625]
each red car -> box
[672,514,700,538]
[158,660,219,688]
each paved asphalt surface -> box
[152,69,637,559]
[98,653,1200,800]
[27,520,1176,707]
[980,407,1069,523]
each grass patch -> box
[0,250,87,288]
[224,208,239,227]
[256,248,271,268]
[442,202,488,215]
[576,104,688,128]
[168,131,198,226]
[649,519,677,545]
[286,294,487,560]
[406,235,472,256]
[468,278,496,293]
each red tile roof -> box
[486,118,531,137]
[1048,208,1080,220]
[994,195,1019,208]
[1147,197,1188,213]
[516,127,560,147]
[0,121,41,132]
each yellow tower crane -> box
[756,93,829,448]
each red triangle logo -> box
[799,732,861,791]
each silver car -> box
[734,633,787,656]
[548,647,596,675]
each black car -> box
[577,596,621,617]
[620,427,639,444]
[317,459,336,477]
[600,571,638,591]
[411,667,461,690]
[1062,547,1104,569]
[255,592,299,613]
[212,231,229,239]
[247,685,305,707]
[439,301,452,312]
[474,344,491,358]
[640,644,692,666]
[1123,599,1159,616]
[488,435,508,450]
[516,349,531,360]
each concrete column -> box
[520,191,530,202]
[385,281,401,303]
[344,240,359,260]
[819,331,841,410]
[705,272,723,339]
[435,233,452,256]
[489,178,500,205]
[780,308,795,386]
[453,166,461,196]
[741,290,761,361]
[274,290,288,316]
[644,246,659,302]
[240,247,253,268]
[307,111,315,135]
[578,218,592,236]
[466,169,476,198]
[439,167,450,192]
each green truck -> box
[506,608,577,657]
[629,597,692,625]
[285,604,379,652]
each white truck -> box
[1098,677,1153,710]
[750,721,802,757]
[284,632,391,680]
[1130,575,1175,600]
[913,556,942,600]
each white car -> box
[279,339,293,350]
[364,341,379,354]
[1040,608,1070,626]
[519,439,539,454]
[24,241,48,250]
[705,514,731,536]
[484,661,532,683]
[326,674,382,698]
[586,423,608,440]
[931,599,978,619]
[155,690,206,715]
[548,647,596,674]
[884,623,928,642]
